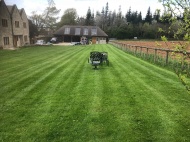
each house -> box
[53,25,108,44]
[0,0,29,49]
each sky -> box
[5,0,164,19]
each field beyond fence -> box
[110,40,190,75]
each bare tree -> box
[29,0,60,31]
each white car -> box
[35,40,46,45]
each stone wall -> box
[0,0,13,48]
[0,0,30,49]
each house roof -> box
[54,25,108,37]
[0,0,9,13]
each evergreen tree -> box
[126,7,132,23]
[131,11,138,24]
[105,2,109,20]
[91,10,95,26]
[101,7,105,29]
[117,5,122,19]
[137,12,142,23]
[153,9,161,23]
[145,7,152,24]
[111,10,117,26]
[85,7,92,25]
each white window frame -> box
[15,21,19,28]
[4,37,9,45]
[75,28,81,35]
[91,28,97,35]
[83,28,88,35]
[64,27,70,34]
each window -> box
[23,22,26,28]
[2,19,8,27]
[15,21,19,28]
[75,28,81,35]
[64,27,70,34]
[83,28,88,35]
[4,37,9,45]
[91,28,97,35]
[24,36,27,42]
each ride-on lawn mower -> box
[88,51,109,69]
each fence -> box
[110,41,190,75]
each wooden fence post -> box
[140,47,142,57]
[166,50,169,65]
[154,49,157,63]
[146,47,149,59]
[135,46,137,55]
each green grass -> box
[0,44,190,142]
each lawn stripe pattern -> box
[0,44,190,142]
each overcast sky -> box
[5,0,164,19]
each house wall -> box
[20,9,30,45]
[12,6,23,36]
[0,0,13,49]
[11,5,24,47]
[0,1,29,49]
[96,37,106,44]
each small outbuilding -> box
[53,25,108,44]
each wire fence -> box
[110,41,190,75]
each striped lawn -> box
[0,44,190,142]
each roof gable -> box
[19,8,28,20]
[7,5,15,15]
[7,4,23,20]
[0,0,11,18]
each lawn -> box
[0,44,190,142]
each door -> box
[13,36,18,47]
[92,37,96,44]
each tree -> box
[114,5,124,27]
[153,9,161,23]
[126,8,142,24]
[76,17,85,26]
[104,2,109,30]
[58,8,78,27]
[145,7,152,24]
[43,0,60,30]
[29,0,60,31]
[101,7,105,30]
[28,19,39,43]
[137,12,142,23]
[85,7,94,26]
[142,23,155,38]
[85,7,92,25]
[159,0,190,91]
[130,11,138,24]
[29,11,44,30]
[126,7,132,23]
